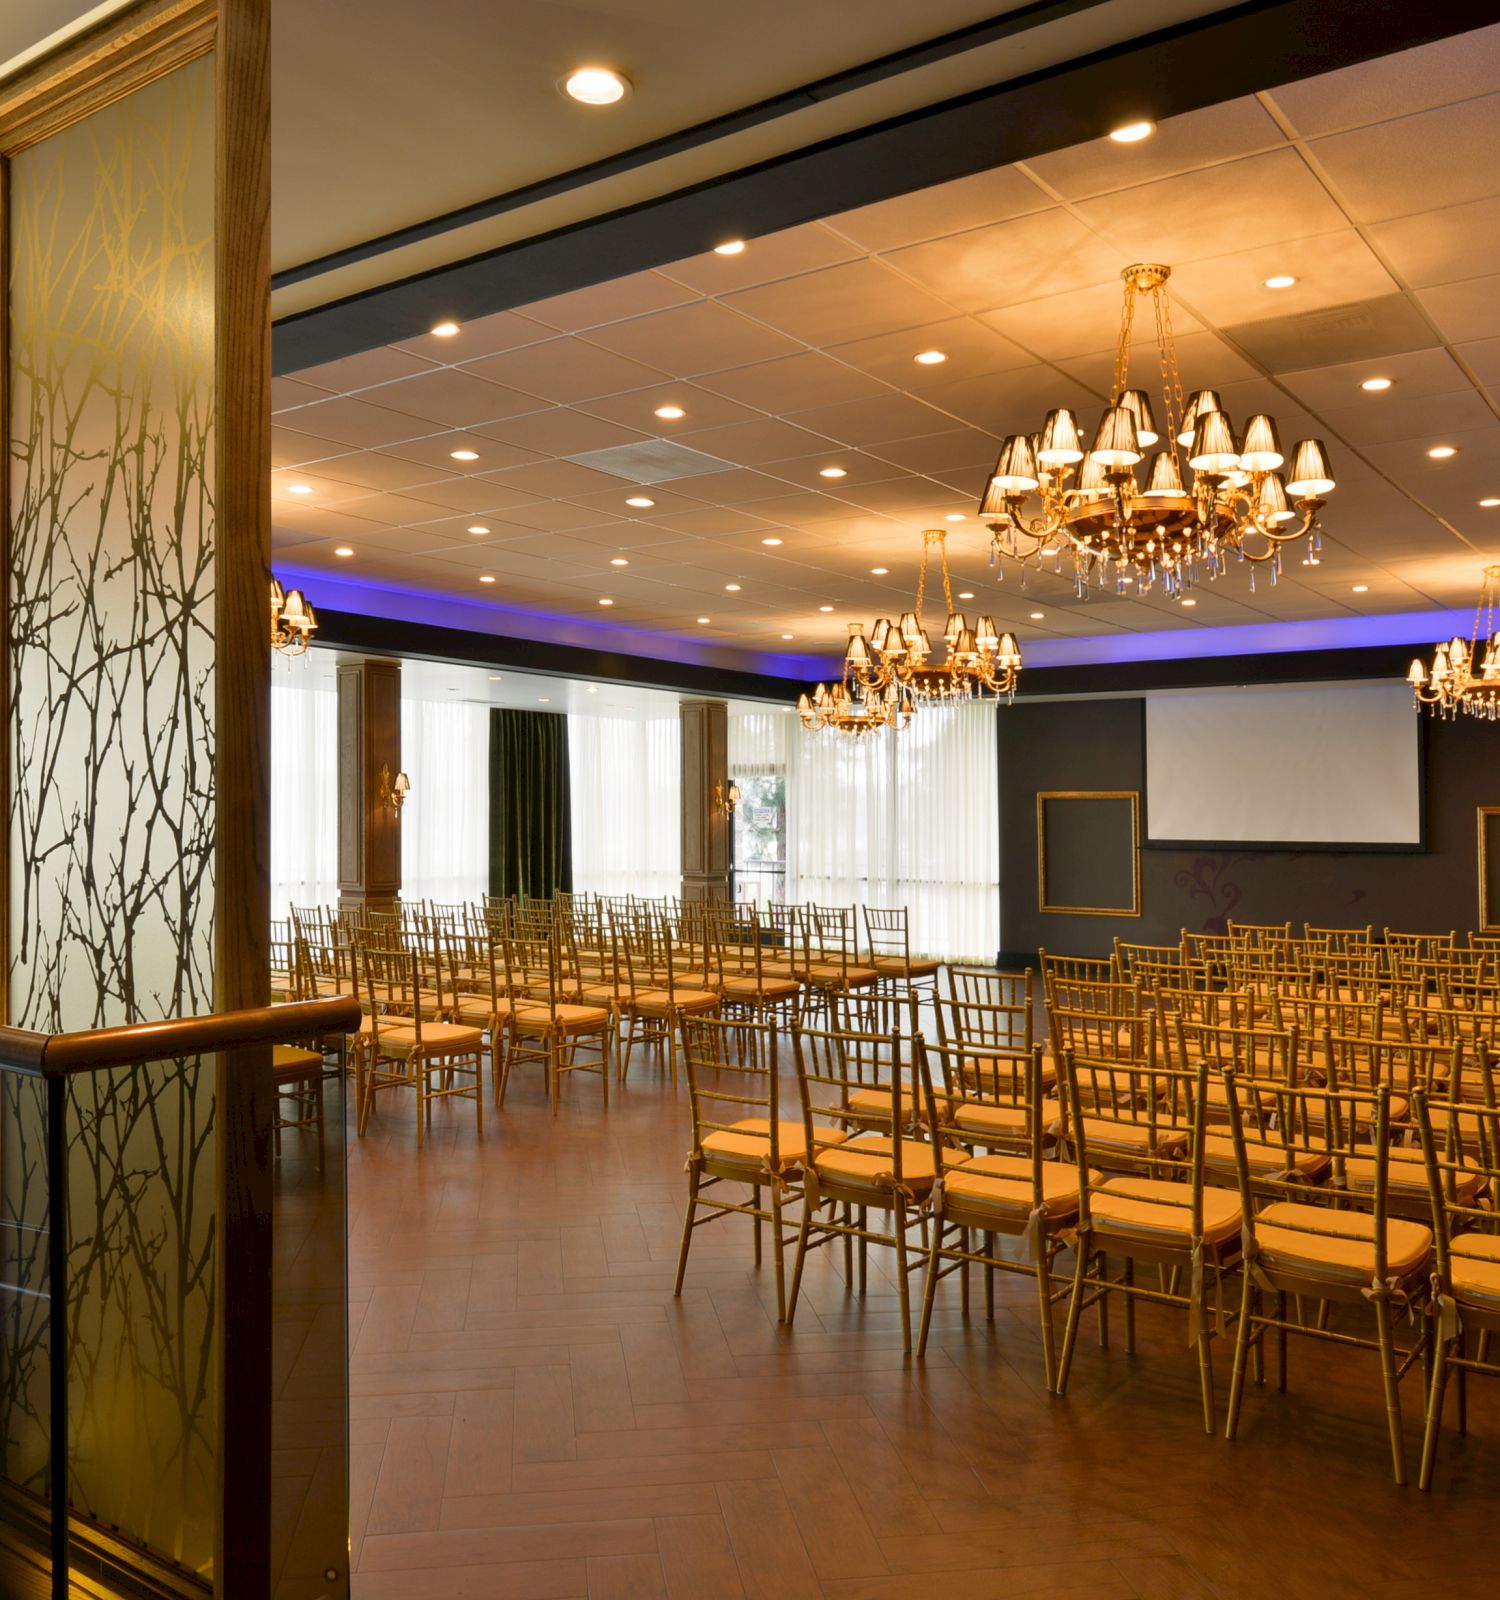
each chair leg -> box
[1225,1269,1256,1440]
[673,1167,700,1298]
[1373,1298,1408,1486]
[916,1218,943,1358]
[1122,1256,1137,1356]
[893,1193,911,1354]
[314,1071,326,1178]
[753,1189,763,1267]
[1037,1244,1059,1392]
[770,1182,788,1324]
[786,1189,816,1328]
[1056,1243,1090,1397]
[1419,1329,1450,1492]
[1195,1281,1216,1437]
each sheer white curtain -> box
[787,701,999,962]
[569,713,681,898]
[270,676,338,918]
[401,698,490,903]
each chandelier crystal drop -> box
[979,263,1337,598]
[1409,565,1500,721]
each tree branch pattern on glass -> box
[2,60,218,1577]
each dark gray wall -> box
[997,696,1498,963]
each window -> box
[568,712,681,899]
[401,697,490,904]
[270,675,338,918]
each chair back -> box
[679,1014,786,1166]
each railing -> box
[0,996,360,1600]
[731,863,787,906]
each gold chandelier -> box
[797,678,913,737]
[845,528,1023,703]
[979,263,1337,597]
[1409,566,1500,720]
[270,577,318,655]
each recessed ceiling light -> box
[562,66,629,105]
[945,513,966,523]
[286,483,312,495]
[1264,275,1297,290]
[958,591,974,600]
[479,574,495,584]
[654,404,685,420]
[819,466,848,479]
[333,546,354,558]
[626,495,655,508]
[610,557,629,566]
[697,616,711,624]
[1428,445,1458,459]
[1180,597,1197,607]
[1109,119,1155,143]
[450,448,479,461]
[725,583,741,592]
[467,524,489,535]
[914,350,947,366]
[1480,497,1500,508]
[1360,376,1392,392]
[1030,611,1045,620]
[598,598,614,606]
[713,240,746,256]
[870,567,888,576]
[431,321,460,338]
[761,537,783,546]
[538,697,550,703]
[819,605,834,612]
[1352,584,1369,593]
[586,686,598,694]
[488,674,502,681]
[781,633,794,640]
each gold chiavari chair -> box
[1046,976,1152,1066]
[1114,937,1187,982]
[448,924,510,1101]
[759,902,808,984]
[1383,928,1457,963]
[713,904,802,1026]
[356,941,486,1147]
[617,908,719,1086]
[1184,931,1242,976]
[1056,1032,1243,1433]
[1039,949,1117,999]
[785,1012,951,1351]
[1467,930,1500,957]
[1305,923,1374,954]
[1227,919,1293,950]
[270,921,297,1003]
[802,904,880,1021]
[499,923,614,1113]
[934,970,1043,1149]
[1403,1001,1500,1099]
[1222,1075,1432,1484]
[1305,947,1383,1004]
[917,1044,1091,1386]
[862,905,942,1015]
[1413,1080,1500,1489]
[674,1014,808,1321]
[1170,1014,1299,1127]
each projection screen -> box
[1144,681,1422,848]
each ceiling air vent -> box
[567,440,734,484]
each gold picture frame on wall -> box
[1037,790,1142,917]
[1480,807,1500,932]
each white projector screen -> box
[1145,682,1422,847]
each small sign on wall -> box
[1481,807,1500,932]
[1037,790,1142,917]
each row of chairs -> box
[673,952,1500,1489]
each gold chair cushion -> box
[813,1135,945,1194]
[1254,1201,1432,1285]
[1451,1233,1500,1313]
[513,1002,613,1035]
[272,1045,322,1081]
[949,1099,1034,1142]
[760,961,800,979]
[846,1085,954,1122]
[872,956,941,978]
[407,1021,485,1051]
[1201,1133,1330,1182]
[804,963,880,986]
[961,1053,1055,1091]
[721,975,802,999]
[943,1155,1095,1226]
[631,988,719,1014]
[1090,1177,1242,1249]
[1340,1145,1485,1204]
[700,1119,846,1174]
[1073,1114,1189,1161]
[845,1133,968,1169]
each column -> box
[337,657,403,912]
[680,698,730,902]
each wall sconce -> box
[270,577,317,655]
[377,763,411,812]
[712,780,741,818]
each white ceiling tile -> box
[380,431,543,475]
[826,166,1051,253]
[390,310,555,363]
[293,345,441,396]
[1417,275,1500,344]
[275,395,431,449]
[723,259,960,345]
[465,339,673,403]
[674,417,840,466]
[271,425,348,468]
[574,382,766,435]
[582,299,805,375]
[783,393,956,447]
[656,221,863,293]
[1275,348,1470,413]
[1368,196,1500,291]
[272,375,335,412]
[1166,232,1399,327]
[520,270,700,331]
[369,367,548,427]
[696,351,893,412]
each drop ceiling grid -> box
[271,36,1500,660]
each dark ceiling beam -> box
[271,0,1496,374]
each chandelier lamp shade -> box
[797,678,914,736]
[979,263,1337,597]
[270,577,318,655]
[1409,565,1500,721]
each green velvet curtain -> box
[489,709,572,899]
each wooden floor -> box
[344,1049,1500,1600]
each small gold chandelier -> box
[980,263,1337,597]
[1409,566,1500,720]
[797,678,913,737]
[270,578,318,655]
[845,529,1023,703]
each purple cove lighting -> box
[273,565,835,680]
[1019,609,1475,671]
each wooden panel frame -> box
[1037,790,1142,918]
[0,3,272,1596]
[1480,807,1500,934]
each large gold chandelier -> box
[844,529,1023,703]
[1409,566,1500,720]
[979,263,1337,597]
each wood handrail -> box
[0,997,361,1079]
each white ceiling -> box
[269,24,1500,671]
